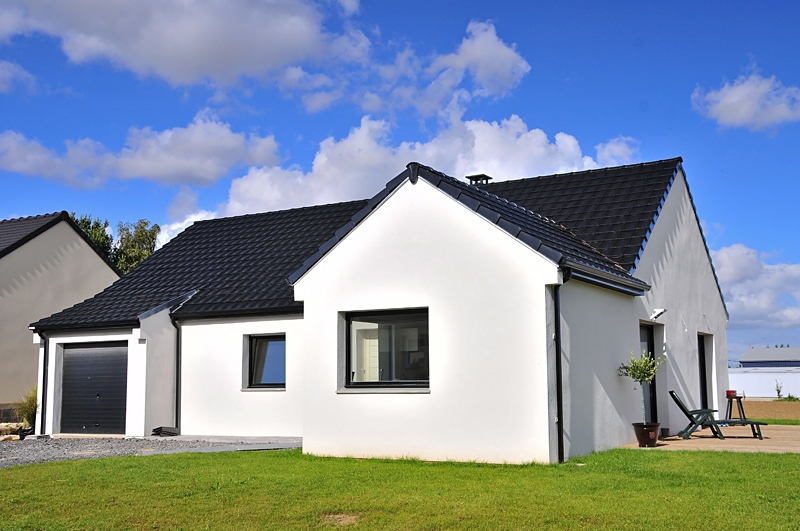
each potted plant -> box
[618,351,666,447]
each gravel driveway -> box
[0,436,301,469]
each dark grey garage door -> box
[61,342,128,434]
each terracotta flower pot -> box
[632,422,661,447]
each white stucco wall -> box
[140,309,178,435]
[633,168,729,435]
[295,178,560,464]
[559,280,642,457]
[729,368,800,398]
[179,315,304,437]
[1,221,118,404]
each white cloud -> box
[167,185,200,221]
[713,244,800,329]
[156,208,216,249]
[692,71,800,130]
[219,113,603,217]
[116,111,279,184]
[331,28,371,65]
[428,21,530,98]
[337,0,359,16]
[0,131,110,186]
[2,7,527,119]
[0,0,328,85]
[595,136,639,167]
[0,110,279,185]
[302,90,344,113]
[0,60,34,92]
[278,66,333,91]
[367,22,530,118]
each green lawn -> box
[1,448,799,530]
[752,418,800,426]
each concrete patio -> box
[625,424,800,453]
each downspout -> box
[554,268,572,463]
[38,331,48,435]
[169,316,182,433]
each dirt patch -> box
[739,400,800,420]
[322,514,358,526]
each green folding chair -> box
[669,390,766,440]
[669,390,723,439]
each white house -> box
[0,212,119,420]
[31,158,729,463]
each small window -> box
[249,336,286,388]
[347,309,429,388]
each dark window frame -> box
[345,308,429,389]
[248,334,286,389]
[639,324,657,423]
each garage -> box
[60,342,128,434]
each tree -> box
[110,219,160,274]
[70,213,113,257]
[70,214,160,274]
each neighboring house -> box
[729,347,800,398]
[31,158,728,463]
[0,212,120,420]
[737,347,800,368]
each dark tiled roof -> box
[32,201,368,331]
[290,163,649,293]
[0,212,64,259]
[1,211,120,275]
[480,158,682,273]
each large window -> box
[248,335,286,388]
[347,309,429,388]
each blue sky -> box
[1,1,798,360]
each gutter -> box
[554,282,565,463]
[36,330,48,436]
[169,316,182,434]
[562,260,650,297]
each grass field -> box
[1,448,800,530]
[739,400,800,420]
[752,418,800,426]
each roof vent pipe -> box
[466,174,493,186]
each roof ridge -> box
[486,157,683,185]
[0,211,63,224]
[191,199,369,225]
[436,172,631,275]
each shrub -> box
[776,393,800,402]
[14,385,38,428]
[618,350,666,388]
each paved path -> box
[624,424,800,453]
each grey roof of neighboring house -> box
[739,347,800,363]
[0,212,64,259]
[0,211,120,274]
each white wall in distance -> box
[295,178,560,464]
[634,168,729,435]
[729,368,800,398]
[1,221,118,403]
[179,315,304,437]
